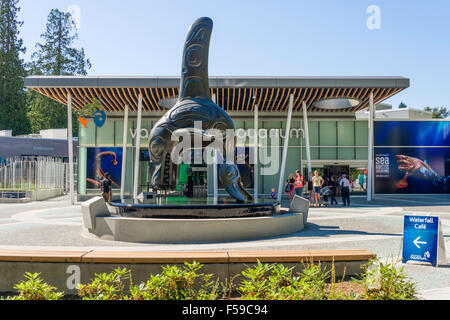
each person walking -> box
[294,170,304,198]
[100,172,113,203]
[285,173,295,202]
[358,172,366,192]
[307,171,314,207]
[329,175,338,205]
[312,170,324,207]
[186,174,195,198]
[340,173,351,206]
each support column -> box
[67,93,75,205]
[212,94,218,201]
[302,101,312,176]
[120,105,129,200]
[133,94,143,199]
[277,95,294,202]
[254,104,259,200]
[367,91,374,202]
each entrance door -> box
[323,165,350,180]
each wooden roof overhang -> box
[25,76,409,114]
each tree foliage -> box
[27,8,91,136]
[0,0,29,135]
[424,106,449,119]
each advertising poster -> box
[374,147,450,194]
[374,121,450,194]
[86,147,123,189]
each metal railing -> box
[0,156,77,196]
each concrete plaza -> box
[0,194,449,299]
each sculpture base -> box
[82,211,304,243]
[81,196,308,243]
[106,197,280,218]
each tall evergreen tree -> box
[27,8,91,136]
[0,0,29,135]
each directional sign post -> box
[402,215,446,267]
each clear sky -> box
[18,0,450,110]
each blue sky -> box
[18,0,450,110]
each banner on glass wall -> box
[86,147,123,189]
[374,121,450,194]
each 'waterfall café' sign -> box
[402,215,446,267]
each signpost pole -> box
[120,105,129,200]
[67,93,75,205]
[302,101,312,176]
[367,91,374,202]
[254,103,259,201]
[277,95,294,202]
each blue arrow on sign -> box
[402,215,439,266]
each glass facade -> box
[77,117,369,196]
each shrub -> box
[128,261,219,300]
[238,260,348,300]
[6,272,64,300]
[354,258,418,300]
[78,268,131,300]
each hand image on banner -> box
[86,147,122,190]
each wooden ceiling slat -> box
[277,88,291,112]
[295,88,309,112]
[66,88,86,110]
[30,84,406,114]
[103,88,122,112]
[236,88,242,111]
[292,88,303,111]
[241,88,247,111]
[232,88,236,111]
[273,88,285,112]
[143,88,157,111]
[135,88,150,111]
[48,88,66,105]
[302,89,314,112]
[125,88,138,111]
[216,87,220,107]
[265,88,275,112]
[154,88,162,109]
[97,88,117,112]
[43,88,66,107]
[148,88,161,112]
[256,88,263,110]
[117,88,136,112]
[75,87,92,109]
[269,88,281,112]
[111,88,130,112]
[260,88,269,111]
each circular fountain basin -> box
[106,197,280,218]
[82,196,307,243]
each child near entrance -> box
[294,170,304,198]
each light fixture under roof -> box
[314,97,361,110]
[158,97,179,109]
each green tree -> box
[424,106,449,119]
[0,0,29,135]
[27,8,91,136]
[398,102,407,109]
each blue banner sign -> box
[402,215,440,266]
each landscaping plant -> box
[5,272,64,300]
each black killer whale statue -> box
[147,17,253,202]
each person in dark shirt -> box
[101,173,112,203]
[186,174,194,198]
[329,175,338,205]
